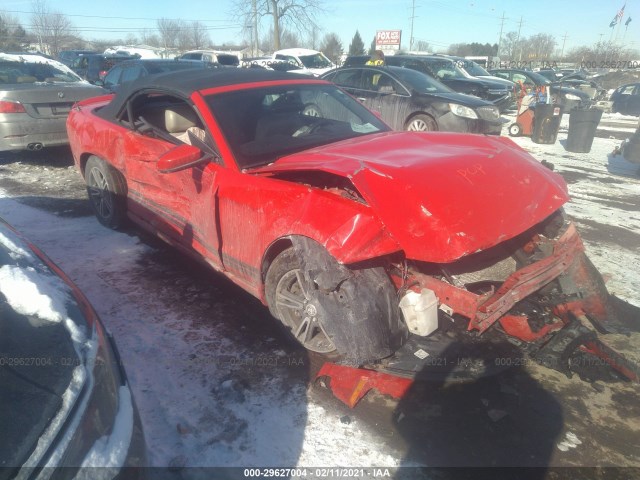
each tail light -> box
[0,101,26,113]
[99,70,108,79]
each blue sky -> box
[3,0,638,54]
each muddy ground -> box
[0,119,639,478]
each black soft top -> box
[98,68,320,119]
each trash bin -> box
[565,107,603,153]
[622,129,640,164]
[532,104,563,144]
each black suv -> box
[71,54,140,84]
[383,55,513,112]
[57,49,99,66]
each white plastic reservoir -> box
[399,289,439,336]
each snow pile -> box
[0,230,34,261]
[79,386,134,471]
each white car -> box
[272,48,335,76]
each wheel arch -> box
[404,111,438,131]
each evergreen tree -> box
[348,30,365,55]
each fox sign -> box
[376,30,402,49]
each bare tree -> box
[190,21,210,49]
[522,33,556,61]
[140,29,161,48]
[157,18,181,51]
[30,0,74,56]
[319,32,342,64]
[415,40,430,52]
[1,12,29,51]
[233,0,323,51]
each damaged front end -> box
[319,209,640,407]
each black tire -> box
[84,156,127,229]
[508,123,522,137]
[265,248,338,355]
[405,114,437,132]
[265,244,407,365]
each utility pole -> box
[560,32,568,60]
[252,0,259,55]
[516,16,523,61]
[409,0,417,52]
[496,11,506,58]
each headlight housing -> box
[449,103,478,119]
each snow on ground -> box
[0,112,639,469]
[502,111,640,306]
[0,193,403,468]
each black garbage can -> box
[622,129,640,164]
[565,107,603,153]
[532,104,563,144]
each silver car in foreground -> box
[0,53,104,152]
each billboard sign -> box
[376,30,402,50]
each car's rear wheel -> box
[405,114,437,132]
[85,156,127,229]
[265,248,337,354]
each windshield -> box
[206,84,389,169]
[425,59,467,80]
[392,68,453,93]
[527,71,552,85]
[299,53,332,69]
[458,60,490,77]
[0,60,82,84]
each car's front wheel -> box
[84,156,127,229]
[405,114,437,132]
[265,248,337,354]
[265,242,408,364]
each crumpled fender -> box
[290,236,408,365]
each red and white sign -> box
[376,30,402,49]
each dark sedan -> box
[384,55,513,112]
[610,83,640,116]
[322,65,503,134]
[0,218,146,474]
[98,58,218,93]
[489,68,591,111]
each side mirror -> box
[157,144,207,173]
[94,79,105,86]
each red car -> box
[67,69,637,377]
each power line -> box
[2,9,231,23]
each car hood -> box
[254,131,568,262]
[551,84,590,99]
[476,75,516,87]
[0,221,87,468]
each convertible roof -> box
[98,68,319,118]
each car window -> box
[392,68,451,93]
[361,70,383,91]
[429,60,464,80]
[206,84,389,169]
[103,66,123,88]
[492,71,511,80]
[0,60,81,84]
[512,73,532,85]
[298,53,332,69]
[275,54,302,68]
[126,93,216,152]
[331,69,362,89]
[121,65,144,84]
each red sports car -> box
[67,69,637,378]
